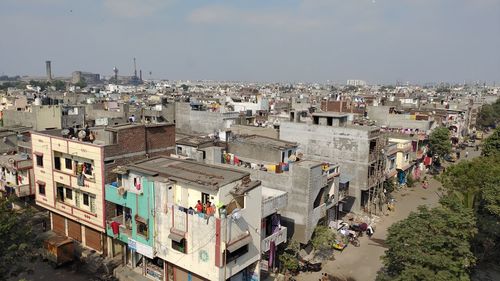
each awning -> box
[168,229,185,243]
[226,233,252,253]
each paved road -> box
[298,145,481,281]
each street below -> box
[297,146,481,281]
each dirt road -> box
[297,146,481,281]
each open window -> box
[136,215,148,237]
[38,182,46,196]
[65,158,72,170]
[54,156,61,170]
[35,154,43,167]
[169,230,186,253]
[225,233,251,263]
[56,185,64,202]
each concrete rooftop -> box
[130,156,255,191]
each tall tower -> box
[45,60,52,81]
[133,57,137,78]
[113,67,119,83]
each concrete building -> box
[108,157,263,281]
[72,71,101,85]
[32,123,175,254]
[3,105,86,131]
[367,105,434,132]
[0,153,34,199]
[216,135,343,244]
[280,112,385,212]
[175,103,241,136]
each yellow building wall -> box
[33,133,105,232]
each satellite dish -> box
[78,130,87,139]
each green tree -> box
[476,104,496,129]
[51,80,66,91]
[311,225,335,252]
[481,127,500,157]
[74,77,87,88]
[378,205,476,281]
[279,240,300,272]
[440,154,500,263]
[0,198,40,278]
[429,127,452,158]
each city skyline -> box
[1,0,499,84]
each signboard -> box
[260,260,269,272]
[128,239,154,259]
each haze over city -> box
[1,0,499,83]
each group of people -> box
[194,200,216,224]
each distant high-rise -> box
[45,60,52,81]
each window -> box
[405,154,409,161]
[172,239,186,253]
[54,156,61,170]
[65,188,72,200]
[57,185,64,202]
[225,245,248,263]
[65,158,72,170]
[38,183,46,195]
[84,163,93,176]
[36,155,43,167]
[201,193,210,204]
[104,159,115,165]
[83,193,89,206]
[137,221,148,237]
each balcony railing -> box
[261,227,287,253]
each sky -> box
[1,0,499,84]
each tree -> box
[51,80,66,91]
[429,127,452,158]
[0,198,40,278]
[476,99,500,129]
[476,104,497,129]
[378,205,476,281]
[311,225,335,252]
[279,240,300,272]
[481,127,500,157]
[74,77,87,88]
[440,154,500,263]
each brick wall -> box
[103,124,176,183]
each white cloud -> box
[103,0,171,18]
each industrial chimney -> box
[45,60,52,81]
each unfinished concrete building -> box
[280,112,385,213]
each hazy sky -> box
[1,0,499,84]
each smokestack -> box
[45,60,52,81]
[139,70,142,81]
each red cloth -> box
[196,203,203,213]
[111,221,121,235]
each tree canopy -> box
[429,127,452,158]
[378,205,476,281]
[476,99,500,129]
[311,225,335,252]
[481,127,500,157]
[0,199,40,278]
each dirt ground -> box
[297,146,482,281]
